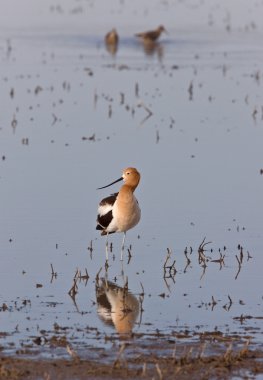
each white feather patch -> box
[98,203,113,216]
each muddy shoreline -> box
[1,333,263,379]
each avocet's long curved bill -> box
[97,177,123,190]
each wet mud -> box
[1,336,263,379]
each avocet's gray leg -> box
[120,232,126,261]
[105,233,109,261]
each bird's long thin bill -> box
[97,177,123,190]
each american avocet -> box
[135,25,167,42]
[96,167,141,260]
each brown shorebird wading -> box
[105,28,119,46]
[104,28,119,55]
[135,25,167,42]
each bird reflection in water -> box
[96,278,139,335]
[141,40,164,60]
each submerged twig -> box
[137,100,153,126]
[235,255,242,280]
[68,278,78,298]
[223,295,233,311]
[183,248,191,273]
[198,237,212,266]
[211,252,226,270]
[50,263,57,283]
[163,248,177,280]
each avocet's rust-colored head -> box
[97,167,140,190]
[122,167,140,188]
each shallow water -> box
[0,0,263,359]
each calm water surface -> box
[0,0,263,357]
